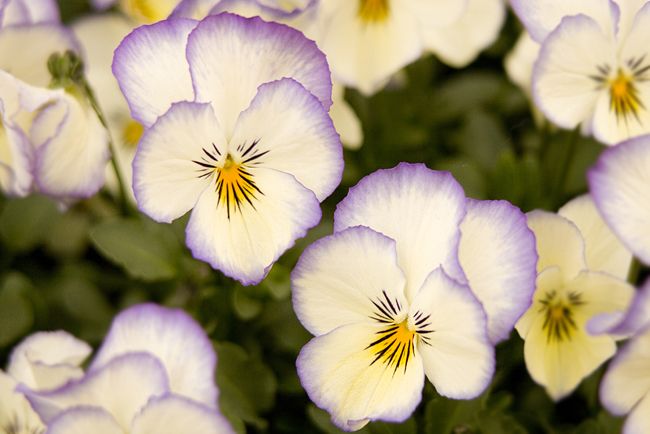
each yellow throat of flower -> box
[358,0,390,24]
[367,319,416,373]
[121,120,144,148]
[539,290,584,344]
[120,0,176,23]
[609,69,644,123]
[216,155,261,219]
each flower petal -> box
[132,101,226,223]
[230,78,342,202]
[558,194,632,279]
[30,92,110,199]
[112,18,197,127]
[132,395,235,434]
[292,226,407,336]
[532,14,616,132]
[566,271,635,325]
[504,31,539,95]
[411,268,494,399]
[23,352,169,427]
[0,370,44,433]
[330,82,363,150]
[600,325,650,416]
[334,163,467,301]
[0,0,59,27]
[458,199,537,344]
[588,135,650,265]
[526,210,587,281]
[186,13,332,136]
[90,303,218,408]
[296,321,425,431]
[510,0,616,43]
[47,407,123,434]
[608,277,650,336]
[423,0,506,68]
[186,167,321,285]
[8,331,91,390]
[623,392,650,434]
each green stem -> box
[627,257,642,285]
[554,126,580,206]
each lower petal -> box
[186,167,321,285]
[47,407,123,434]
[623,391,650,434]
[297,322,425,431]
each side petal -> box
[112,18,197,127]
[566,271,635,325]
[132,101,227,223]
[623,392,650,434]
[90,303,218,408]
[458,199,538,344]
[330,82,363,150]
[292,226,407,336]
[608,277,650,337]
[229,78,343,202]
[526,210,587,281]
[296,322,425,431]
[600,326,650,416]
[186,13,332,136]
[504,31,540,95]
[510,0,616,43]
[411,268,494,399]
[588,135,650,265]
[422,0,506,68]
[132,395,235,434]
[334,163,467,301]
[8,331,91,390]
[47,407,123,434]
[559,194,632,279]
[23,352,169,427]
[0,0,59,27]
[532,14,616,131]
[186,167,321,285]
[30,92,110,200]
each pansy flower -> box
[292,163,537,430]
[512,0,650,144]
[516,195,634,400]
[23,303,233,434]
[113,13,343,285]
[0,331,91,434]
[0,0,59,28]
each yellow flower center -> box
[608,69,644,123]
[358,0,390,23]
[120,0,175,23]
[215,154,261,219]
[539,290,584,343]
[121,120,144,148]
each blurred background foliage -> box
[0,1,622,433]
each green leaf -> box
[452,110,509,171]
[0,195,58,252]
[89,218,180,281]
[0,273,34,347]
[45,210,90,257]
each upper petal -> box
[588,134,650,265]
[296,321,425,431]
[526,210,587,281]
[185,167,321,285]
[607,277,650,337]
[458,199,538,344]
[0,0,59,27]
[334,163,467,301]
[229,78,343,202]
[90,303,218,408]
[186,12,332,136]
[46,407,123,434]
[558,194,632,279]
[292,225,407,337]
[411,268,495,399]
[112,18,197,127]
[131,395,235,434]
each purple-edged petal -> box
[334,163,467,301]
[532,14,616,132]
[623,393,650,434]
[297,321,425,431]
[588,135,650,265]
[229,78,342,202]
[0,24,79,87]
[30,92,110,199]
[0,370,44,433]
[112,18,197,127]
[292,226,407,337]
[24,352,169,427]
[458,199,537,344]
[600,325,650,417]
[0,0,59,27]
[510,0,616,43]
[90,303,218,408]
[132,101,226,223]
[526,210,587,281]
[559,194,632,280]
[8,331,91,390]
[606,277,650,337]
[91,0,117,11]
[132,395,235,434]
[186,13,332,136]
[186,167,321,285]
[47,407,123,434]
[410,268,494,399]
